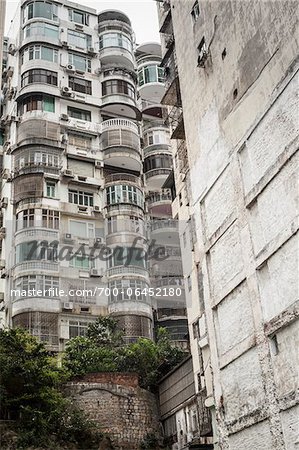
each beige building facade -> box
[157,0,299,448]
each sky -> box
[4,0,160,44]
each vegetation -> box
[63,317,186,390]
[0,317,187,448]
[0,328,101,449]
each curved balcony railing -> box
[105,173,142,187]
[13,163,61,177]
[100,118,140,156]
[146,191,172,206]
[101,118,139,134]
[13,261,59,275]
[152,277,184,288]
[106,266,148,277]
[105,204,144,216]
[144,168,171,179]
[15,227,59,241]
[150,219,178,232]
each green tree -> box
[0,328,101,449]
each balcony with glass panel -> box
[100,118,141,172]
[13,146,62,177]
[149,218,179,242]
[106,246,149,279]
[143,125,171,157]
[100,78,141,120]
[98,30,134,70]
[105,213,146,247]
[146,190,172,217]
[137,64,165,103]
[143,153,172,189]
[21,21,60,49]
[105,174,145,215]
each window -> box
[42,209,59,228]
[16,209,35,230]
[138,65,165,86]
[191,1,200,22]
[69,220,95,238]
[14,149,60,170]
[46,181,56,198]
[108,247,146,269]
[143,154,172,172]
[197,37,207,68]
[14,275,59,298]
[68,189,93,207]
[68,30,91,49]
[27,45,58,63]
[18,95,55,114]
[102,80,135,99]
[67,106,91,121]
[69,76,92,94]
[24,22,59,39]
[68,9,89,25]
[99,33,132,52]
[25,1,58,21]
[70,255,90,269]
[69,320,90,338]
[16,241,57,263]
[109,280,149,303]
[187,275,192,292]
[68,53,91,72]
[21,69,57,87]
[145,130,169,146]
[68,133,92,149]
[106,185,144,208]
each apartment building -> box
[0,1,188,350]
[157,0,298,449]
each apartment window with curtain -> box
[144,154,172,172]
[24,22,59,39]
[69,76,92,94]
[102,80,135,99]
[68,53,91,72]
[18,95,55,114]
[70,255,90,269]
[108,247,146,269]
[106,185,144,208]
[21,69,57,87]
[68,30,91,49]
[69,220,95,238]
[46,181,56,198]
[21,45,58,64]
[99,32,132,52]
[16,209,35,230]
[67,106,91,121]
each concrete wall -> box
[158,0,299,448]
[65,372,160,450]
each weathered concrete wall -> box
[65,373,160,450]
[160,0,299,448]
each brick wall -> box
[65,373,160,450]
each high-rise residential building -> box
[0,1,188,350]
[157,0,298,449]
[0,0,6,76]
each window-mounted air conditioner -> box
[63,302,73,310]
[95,160,104,168]
[60,113,69,121]
[62,169,74,177]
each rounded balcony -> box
[14,226,59,245]
[143,153,172,189]
[105,174,145,213]
[98,10,132,34]
[20,20,60,51]
[13,260,59,276]
[136,43,165,103]
[150,218,179,242]
[143,125,171,157]
[100,118,141,172]
[100,79,141,120]
[105,215,146,247]
[13,145,62,177]
[146,190,172,216]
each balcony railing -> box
[152,277,184,287]
[14,261,59,275]
[146,191,172,206]
[150,219,178,231]
[145,168,171,179]
[107,266,148,277]
[105,173,142,187]
[101,118,139,134]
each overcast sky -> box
[5,0,160,44]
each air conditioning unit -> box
[87,47,95,54]
[95,160,104,168]
[66,64,76,72]
[61,86,74,97]
[61,41,68,47]
[95,237,103,244]
[60,113,69,121]
[77,175,87,182]
[93,205,100,212]
[62,169,74,177]
[0,259,5,269]
[1,198,8,208]
[90,268,102,277]
[63,302,73,310]
[64,233,73,241]
[75,23,84,30]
